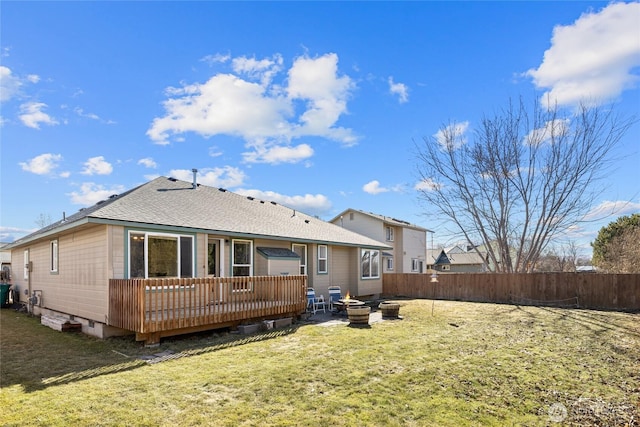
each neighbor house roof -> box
[445,252,485,266]
[9,177,391,250]
[330,208,432,232]
[427,249,485,266]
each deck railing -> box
[109,275,307,340]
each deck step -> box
[41,314,82,332]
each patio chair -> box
[306,288,326,314]
[327,286,342,311]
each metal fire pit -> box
[332,298,366,314]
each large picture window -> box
[361,249,380,279]
[317,245,328,274]
[128,231,194,278]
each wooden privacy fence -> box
[383,273,640,311]
[109,275,307,344]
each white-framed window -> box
[411,258,419,272]
[385,226,394,241]
[232,239,253,277]
[386,257,394,271]
[317,245,328,274]
[361,249,380,279]
[50,239,59,273]
[292,244,307,275]
[24,249,29,280]
[128,231,194,278]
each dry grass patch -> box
[1,300,638,426]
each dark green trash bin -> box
[0,284,10,308]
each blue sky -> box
[1,1,639,256]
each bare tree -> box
[35,213,53,228]
[536,241,579,272]
[415,98,635,272]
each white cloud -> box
[0,66,21,102]
[286,53,356,143]
[208,146,223,157]
[0,65,41,103]
[81,156,113,175]
[147,73,291,145]
[19,153,63,175]
[74,107,99,120]
[388,76,409,103]
[363,180,389,195]
[0,225,38,242]
[583,200,640,221]
[169,166,247,189]
[526,2,640,107]
[524,118,570,146]
[242,143,314,164]
[414,178,442,192]
[73,106,115,124]
[68,182,126,206]
[235,188,332,217]
[144,174,161,181]
[18,102,58,129]
[434,121,469,151]
[147,52,358,163]
[232,54,283,86]
[138,157,157,168]
[201,53,231,66]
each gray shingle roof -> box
[256,247,300,259]
[11,177,390,249]
[330,208,431,232]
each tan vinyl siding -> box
[109,225,125,279]
[329,246,351,296]
[401,227,427,274]
[17,225,110,322]
[196,233,208,278]
[254,247,268,275]
[335,211,384,242]
[264,258,299,276]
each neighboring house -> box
[6,177,390,342]
[0,242,11,280]
[330,209,432,274]
[427,248,487,273]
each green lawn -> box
[1,300,638,426]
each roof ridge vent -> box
[219,188,227,192]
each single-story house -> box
[330,209,432,274]
[6,176,390,344]
[0,242,11,280]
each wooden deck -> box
[109,275,307,344]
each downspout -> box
[26,250,32,313]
